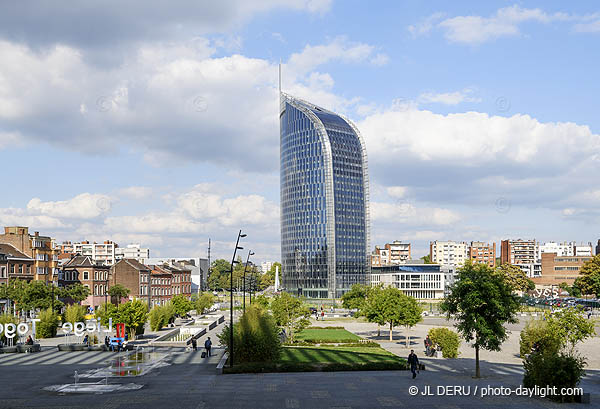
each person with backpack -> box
[204,337,212,357]
[408,350,420,379]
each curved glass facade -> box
[280,94,370,299]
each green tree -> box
[559,281,582,297]
[341,283,370,312]
[0,313,18,343]
[62,283,90,304]
[545,307,595,354]
[108,284,130,305]
[208,259,232,290]
[364,286,421,342]
[575,254,600,297]
[116,299,148,339]
[496,263,535,292]
[171,294,194,316]
[253,294,270,309]
[441,261,520,378]
[421,255,433,264]
[194,292,215,315]
[95,302,117,327]
[362,285,387,337]
[270,292,310,342]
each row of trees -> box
[0,281,90,314]
[207,259,278,291]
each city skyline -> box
[1,1,600,263]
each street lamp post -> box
[229,230,246,367]
[243,250,254,313]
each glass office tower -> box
[280,93,370,299]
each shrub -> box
[194,292,215,315]
[64,304,86,325]
[519,319,562,358]
[0,313,18,343]
[219,305,281,363]
[523,352,586,402]
[428,327,460,358]
[36,308,59,339]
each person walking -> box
[204,337,212,357]
[408,350,419,379]
[191,337,197,351]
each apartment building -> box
[60,255,111,309]
[534,253,593,285]
[58,240,117,266]
[371,241,411,267]
[500,239,538,265]
[115,244,150,263]
[429,241,468,267]
[0,226,59,282]
[468,241,496,268]
[371,262,445,299]
[537,242,574,260]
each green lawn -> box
[295,327,360,342]
[281,345,401,364]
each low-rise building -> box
[60,255,110,309]
[0,244,35,313]
[145,257,208,293]
[110,259,152,304]
[534,253,593,285]
[371,262,445,299]
[150,265,173,306]
[468,241,496,268]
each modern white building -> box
[537,242,574,260]
[574,243,593,256]
[371,262,445,300]
[429,241,468,267]
[115,244,150,263]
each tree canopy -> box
[441,261,520,378]
[362,286,421,341]
[270,292,310,342]
[341,283,370,312]
[108,284,130,304]
[575,254,600,297]
[496,263,535,292]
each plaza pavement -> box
[0,315,598,408]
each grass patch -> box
[223,345,408,374]
[295,327,360,343]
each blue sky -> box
[1,1,599,262]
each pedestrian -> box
[83,334,89,346]
[321,310,325,321]
[408,349,419,379]
[204,336,212,357]
[588,311,592,319]
[191,337,197,351]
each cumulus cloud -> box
[27,193,113,219]
[117,186,155,200]
[370,201,461,226]
[0,36,382,172]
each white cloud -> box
[0,36,382,172]
[410,6,576,45]
[360,109,600,166]
[27,193,113,219]
[370,201,461,226]
[386,186,408,198]
[417,88,481,105]
[0,208,67,229]
[370,53,390,66]
[574,19,600,33]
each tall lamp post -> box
[229,230,246,367]
[242,250,254,313]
